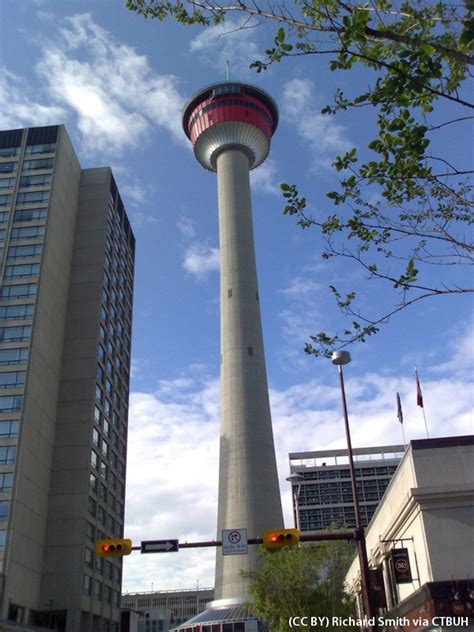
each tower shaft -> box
[215,148,283,601]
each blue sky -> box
[1,0,472,594]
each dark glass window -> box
[0,420,19,437]
[4,264,40,279]
[10,226,45,240]
[0,472,13,492]
[15,192,49,205]
[0,371,25,389]
[0,280,37,298]
[0,348,28,365]
[0,446,16,464]
[7,244,42,259]
[14,208,48,222]
[0,162,17,173]
[0,325,31,342]
[0,304,34,320]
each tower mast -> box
[182,82,284,611]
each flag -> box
[415,367,424,407]
[396,392,404,424]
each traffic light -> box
[95,538,132,558]
[262,528,300,548]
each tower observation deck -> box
[181,82,284,624]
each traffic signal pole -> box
[127,530,357,552]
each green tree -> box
[240,542,355,631]
[127,0,473,356]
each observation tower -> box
[182,82,284,621]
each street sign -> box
[391,548,412,583]
[141,539,179,554]
[222,529,248,556]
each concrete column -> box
[214,148,283,601]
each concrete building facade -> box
[122,588,214,631]
[288,445,404,532]
[0,125,134,631]
[345,436,474,631]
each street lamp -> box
[286,472,304,531]
[331,351,377,631]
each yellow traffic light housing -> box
[95,538,132,558]
[262,528,300,548]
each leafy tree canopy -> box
[127,0,474,357]
[241,542,356,631]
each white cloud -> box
[123,332,473,592]
[0,68,66,129]
[183,243,220,279]
[189,19,260,74]
[2,12,186,157]
[177,216,197,240]
[250,158,280,195]
[281,78,351,170]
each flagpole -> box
[421,406,430,439]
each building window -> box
[85,547,94,568]
[0,420,19,437]
[0,147,19,158]
[0,304,34,321]
[0,395,22,412]
[0,528,6,550]
[91,451,98,469]
[86,521,95,543]
[0,371,25,389]
[0,500,11,519]
[0,326,31,342]
[7,244,42,259]
[4,264,40,279]
[0,348,28,365]
[0,472,13,492]
[10,226,45,240]
[0,178,15,189]
[0,162,17,173]
[21,158,54,171]
[14,208,48,222]
[19,174,52,188]
[94,580,102,599]
[83,574,92,595]
[89,473,98,492]
[15,192,49,206]
[92,428,99,446]
[0,211,9,223]
[88,497,97,517]
[0,195,12,207]
[25,143,56,155]
[0,284,37,299]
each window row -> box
[0,207,43,225]
[0,326,31,342]
[0,371,25,389]
[4,264,39,279]
[0,178,14,190]
[83,574,121,605]
[0,501,9,520]
[0,472,13,491]
[89,474,124,516]
[22,158,54,172]
[0,348,28,366]
[0,283,37,299]
[0,304,34,321]
[0,446,16,464]
[7,244,42,259]
[0,420,19,437]
[19,174,52,188]
[0,395,23,413]
[87,498,122,534]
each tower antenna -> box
[226,59,230,82]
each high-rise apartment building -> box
[288,445,404,532]
[0,125,134,631]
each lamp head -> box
[286,472,304,485]
[331,351,352,366]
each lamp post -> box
[331,351,377,631]
[286,472,304,531]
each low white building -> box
[345,435,474,631]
